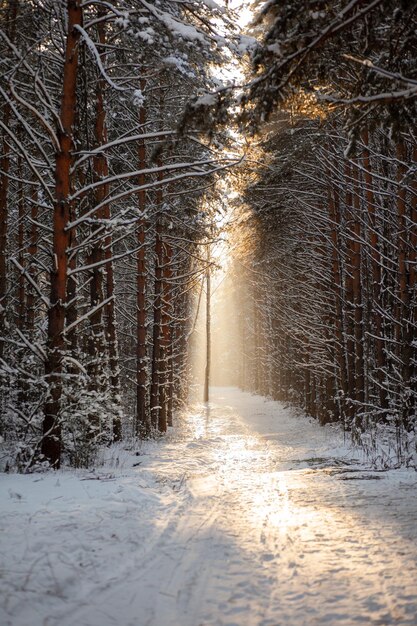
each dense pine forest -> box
[0,0,242,470]
[225,0,417,466]
[0,0,416,472]
[1,3,417,626]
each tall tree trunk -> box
[204,246,211,403]
[351,160,365,425]
[362,129,385,412]
[91,10,121,440]
[16,154,27,406]
[27,185,38,337]
[328,180,346,421]
[0,0,18,362]
[150,220,163,431]
[105,255,121,440]
[408,147,417,422]
[136,78,148,436]
[66,166,81,358]
[42,0,82,468]
[396,139,411,428]
[161,240,173,425]
[344,162,356,422]
[17,155,25,324]
[86,12,108,436]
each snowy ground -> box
[1,388,417,626]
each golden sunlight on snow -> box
[183,398,411,619]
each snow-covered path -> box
[1,388,417,626]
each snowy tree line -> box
[227,0,417,465]
[0,0,239,470]
[1,0,415,470]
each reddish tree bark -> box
[42,0,83,468]
[0,0,18,361]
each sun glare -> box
[189,2,256,394]
[229,0,254,28]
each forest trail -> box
[2,388,417,626]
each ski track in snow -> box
[1,387,417,626]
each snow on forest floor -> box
[1,388,417,626]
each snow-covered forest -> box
[0,0,244,469]
[1,1,416,625]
